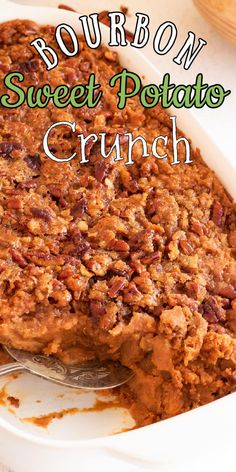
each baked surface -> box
[0,20,235,425]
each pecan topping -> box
[108,277,127,298]
[129,229,154,251]
[228,230,236,248]
[201,296,224,323]
[211,201,224,227]
[6,197,21,209]
[140,251,161,265]
[69,241,91,257]
[24,154,41,172]
[48,184,65,199]
[109,239,130,252]
[190,218,205,236]
[179,240,193,255]
[94,160,107,182]
[30,207,51,222]
[0,142,23,158]
[71,197,87,216]
[24,252,65,266]
[215,284,236,300]
[123,282,142,303]
[19,179,37,190]
[10,249,27,268]
[58,268,74,280]
[19,60,39,73]
[90,301,106,319]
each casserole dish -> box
[0,1,235,471]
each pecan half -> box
[10,249,27,269]
[24,252,65,266]
[211,201,223,227]
[30,207,51,222]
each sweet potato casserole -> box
[0,20,235,426]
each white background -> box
[11,0,236,162]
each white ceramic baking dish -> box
[0,1,235,471]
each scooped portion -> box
[0,20,235,426]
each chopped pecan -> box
[94,160,107,182]
[129,229,154,251]
[19,179,37,190]
[24,154,41,172]
[48,184,65,199]
[30,207,51,222]
[19,60,39,73]
[179,240,193,255]
[140,251,161,265]
[129,260,144,274]
[211,201,224,227]
[109,239,130,252]
[123,282,142,303]
[90,300,106,319]
[186,281,199,298]
[190,218,205,236]
[58,268,74,280]
[228,230,236,248]
[24,252,65,266]
[201,296,224,323]
[121,170,139,193]
[6,197,21,209]
[10,249,27,268]
[69,240,91,257]
[79,61,91,72]
[0,142,23,158]
[214,284,236,300]
[71,197,87,216]
[108,276,127,298]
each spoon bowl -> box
[0,346,133,390]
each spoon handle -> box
[0,362,25,376]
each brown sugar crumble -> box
[0,19,235,427]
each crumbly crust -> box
[0,20,235,426]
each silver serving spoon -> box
[0,346,133,390]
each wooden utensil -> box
[194,0,236,45]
